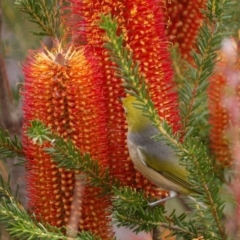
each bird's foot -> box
[148,191,177,207]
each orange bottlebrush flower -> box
[164,0,206,60]
[67,0,181,198]
[208,39,239,166]
[209,74,233,166]
[22,43,113,239]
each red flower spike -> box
[22,43,113,239]
[67,0,181,199]
[164,0,206,61]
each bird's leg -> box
[148,191,178,207]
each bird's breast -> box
[127,136,191,194]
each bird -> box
[122,95,200,206]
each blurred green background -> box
[2,0,42,87]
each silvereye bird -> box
[122,96,199,206]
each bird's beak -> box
[117,96,124,102]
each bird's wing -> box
[161,171,194,191]
[137,147,197,192]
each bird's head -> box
[122,96,152,132]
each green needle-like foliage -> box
[179,0,235,140]
[27,118,226,238]
[28,121,211,239]
[112,187,199,239]
[0,127,24,159]
[0,174,102,240]
[181,140,226,239]
[170,47,185,85]
[0,197,101,240]
[14,0,61,37]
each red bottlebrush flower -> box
[164,0,206,60]
[22,42,113,239]
[67,0,181,198]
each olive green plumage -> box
[122,96,199,196]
